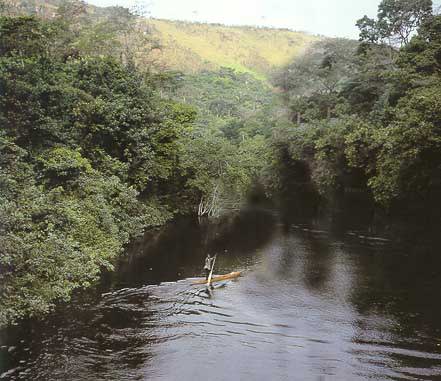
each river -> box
[1,204,441,380]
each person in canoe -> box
[204,253,216,281]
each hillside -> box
[146,19,318,79]
[2,0,318,80]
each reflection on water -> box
[1,206,441,380]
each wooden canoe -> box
[192,271,242,285]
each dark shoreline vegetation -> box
[1,0,441,327]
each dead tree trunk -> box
[197,184,220,217]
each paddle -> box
[206,254,217,288]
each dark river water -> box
[1,204,441,380]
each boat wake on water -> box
[3,218,441,381]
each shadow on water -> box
[280,193,441,379]
[0,209,278,380]
[101,208,277,290]
[2,199,441,380]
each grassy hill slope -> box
[3,0,318,79]
[147,19,318,79]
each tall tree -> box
[357,0,433,47]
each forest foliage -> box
[271,0,441,208]
[0,2,274,326]
[2,0,441,328]
[0,13,183,325]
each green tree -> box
[274,38,358,122]
[357,0,433,47]
[0,15,190,326]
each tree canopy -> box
[271,2,441,210]
[0,10,276,326]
